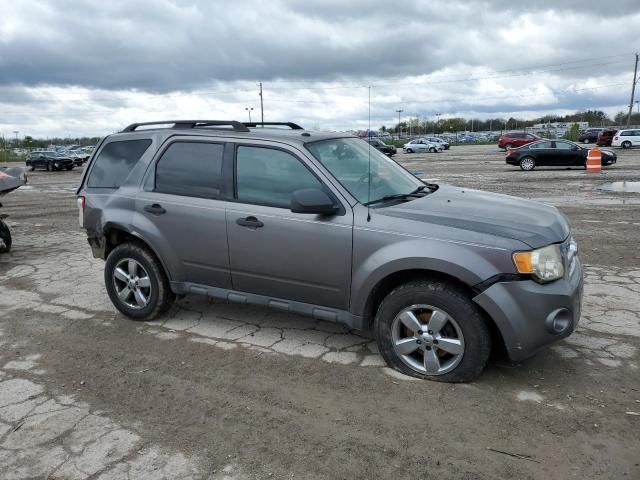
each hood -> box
[379,185,570,249]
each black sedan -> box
[362,137,397,156]
[25,151,75,171]
[506,140,617,171]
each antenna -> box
[367,86,372,222]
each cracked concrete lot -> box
[1,144,639,479]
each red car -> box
[498,132,541,150]
[596,128,617,147]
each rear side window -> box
[155,142,223,199]
[87,139,151,188]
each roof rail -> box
[242,122,304,130]
[121,120,250,133]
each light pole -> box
[245,107,254,122]
[395,109,403,140]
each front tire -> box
[622,141,632,149]
[104,242,175,321]
[375,280,491,382]
[0,220,11,253]
[519,156,536,171]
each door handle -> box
[144,203,166,215]
[236,216,264,228]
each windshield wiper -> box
[363,184,431,206]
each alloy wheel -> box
[391,304,465,375]
[112,258,152,309]
[520,157,535,171]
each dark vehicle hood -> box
[379,185,570,249]
[0,167,27,195]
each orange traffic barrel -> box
[586,147,602,173]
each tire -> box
[406,148,414,153]
[0,219,11,253]
[104,242,175,321]
[375,279,491,382]
[519,156,536,171]
[622,141,632,149]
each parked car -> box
[77,119,582,382]
[578,128,603,144]
[403,138,443,153]
[612,129,640,149]
[424,137,450,150]
[506,139,617,171]
[498,132,541,150]
[363,137,397,156]
[597,128,617,147]
[63,151,86,166]
[26,151,74,171]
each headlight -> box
[513,244,564,282]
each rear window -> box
[87,139,151,188]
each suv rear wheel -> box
[375,280,491,382]
[105,242,175,320]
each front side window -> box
[236,146,322,208]
[307,137,423,204]
[155,142,223,199]
[88,139,152,188]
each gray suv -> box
[77,120,583,382]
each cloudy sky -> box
[1,0,639,138]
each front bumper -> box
[473,257,583,361]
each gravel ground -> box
[0,144,639,479]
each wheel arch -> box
[102,223,173,281]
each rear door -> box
[225,142,353,309]
[135,138,231,288]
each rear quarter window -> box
[87,139,152,188]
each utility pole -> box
[395,109,403,139]
[627,53,639,127]
[259,82,264,126]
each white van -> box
[612,129,640,149]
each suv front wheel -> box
[105,242,175,320]
[375,280,491,382]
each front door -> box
[136,139,231,288]
[226,144,353,310]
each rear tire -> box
[375,279,491,382]
[104,242,175,321]
[519,156,536,171]
[0,220,11,253]
[622,141,632,149]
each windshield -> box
[306,137,424,204]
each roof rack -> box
[242,122,303,130]
[121,120,250,133]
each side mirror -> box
[290,189,338,215]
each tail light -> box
[77,196,85,227]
